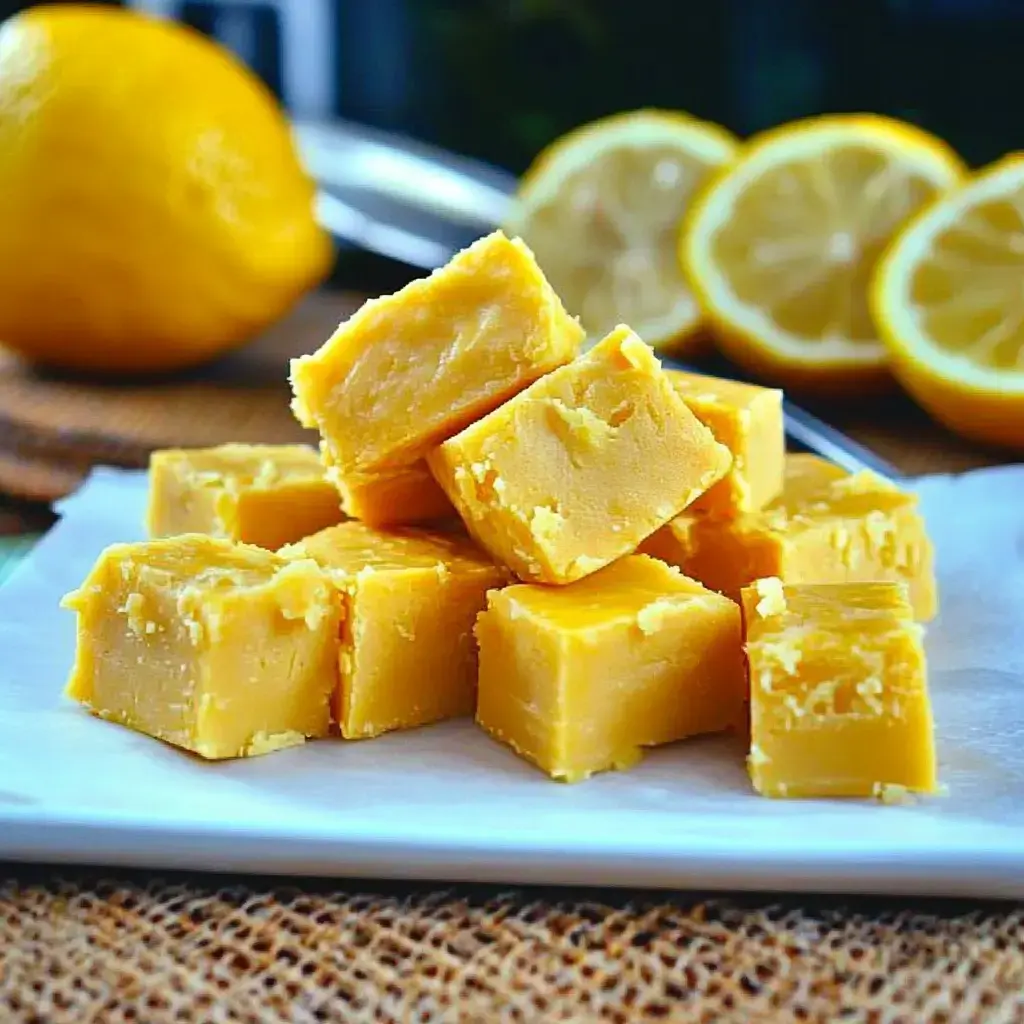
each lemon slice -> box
[682,115,965,391]
[504,109,738,352]
[873,155,1024,449]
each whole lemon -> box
[0,4,331,373]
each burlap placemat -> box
[2,872,1022,1022]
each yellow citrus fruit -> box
[873,155,1024,449]
[0,5,331,374]
[504,109,738,352]
[682,114,965,392]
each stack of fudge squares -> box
[62,230,939,800]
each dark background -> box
[3,0,1022,175]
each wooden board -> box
[0,290,1003,504]
[0,293,360,503]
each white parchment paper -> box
[1,465,1022,896]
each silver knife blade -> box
[295,118,902,481]
[660,356,903,481]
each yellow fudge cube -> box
[475,555,745,782]
[742,578,937,799]
[282,522,509,738]
[641,453,843,584]
[329,458,455,527]
[62,535,339,759]
[642,454,937,620]
[147,444,344,551]
[428,326,732,584]
[779,451,850,493]
[290,230,582,476]
[666,369,784,517]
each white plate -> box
[2,466,1023,897]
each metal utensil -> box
[294,118,902,481]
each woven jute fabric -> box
[2,874,1023,1023]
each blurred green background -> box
[1,0,1019,174]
